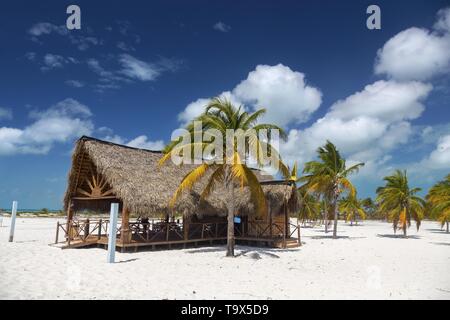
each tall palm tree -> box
[159,97,286,257]
[301,141,364,238]
[376,170,425,237]
[427,174,450,233]
[339,196,366,225]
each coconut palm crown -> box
[427,174,450,233]
[300,141,364,238]
[376,170,425,236]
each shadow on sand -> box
[377,234,421,239]
[185,245,299,259]
[430,242,450,246]
[305,235,366,240]
[116,258,139,264]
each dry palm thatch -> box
[64,136,297,218]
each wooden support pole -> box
[98,219,102,240]
[55,221,60,244]
[283,199,287,249]
[183,214,188,241]
[121,205,130,244]
[107,203,119,263]
[8,201,18,242]
[66,199,73,242]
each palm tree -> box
[339,196,366,225]
[376,170,425,237]
[159,97,286,257]
[361,197,377,219]
[427,174,450,233]
[297,188,321,225]
[301,141,364,238]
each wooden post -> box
[55,221,60,244]
[8,201,18,242]
[98,219,102,240]
[84,218,90,240]
[283,199,287,249]
[107,203,119,263]
[121,205,130,244]
[66,199,73,242]
[183,214,189,241]
[297,222,302,247]
[268,201,273,239]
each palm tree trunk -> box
[332,190,338,238]
[446,221,449,233]
[402,224,407,237]
[225,168,235,257]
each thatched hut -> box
[58,136,300,250]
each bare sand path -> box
[0,218,449,300]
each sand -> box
[0,217,449,300]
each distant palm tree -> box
[301,141,364,238]
[339,196,366,225]
[297,188,321,225]
[361,197,377,219]
[376,170,425,237]
[427,174,450,233]
[160,97,286,257]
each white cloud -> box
[0,108,12,120]
[328,80,432,122]
[99,128,164,151]
[434,7,450,33]
[127,135,164,150]
[420,134,450,169]
[374,8,450,81]
[119,54,159,81]
[233,64,322,126]
[28,22,67,37]
[65,80,85,88]
[40,54,78,71]
[213,22,231,33]
[0,99,93,156]
[178,64,322,127]
[177,91,242,126]
[279,80,432,178]
[28,22,101,51]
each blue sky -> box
[0,0,449,209]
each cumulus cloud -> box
[178,64,322,127]
[328,80,432,122]
[0,99,93,155]
[213,22,231,32]
[0,108,12,121]
[420,134,450,169]
[374,8,450,81]
[280,80,432,177]
[178,91,242,126]
[233,64,322,126]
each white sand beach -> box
[0,217,449,300]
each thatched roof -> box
[64,136,298,217]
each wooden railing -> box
[56,219,299,245]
